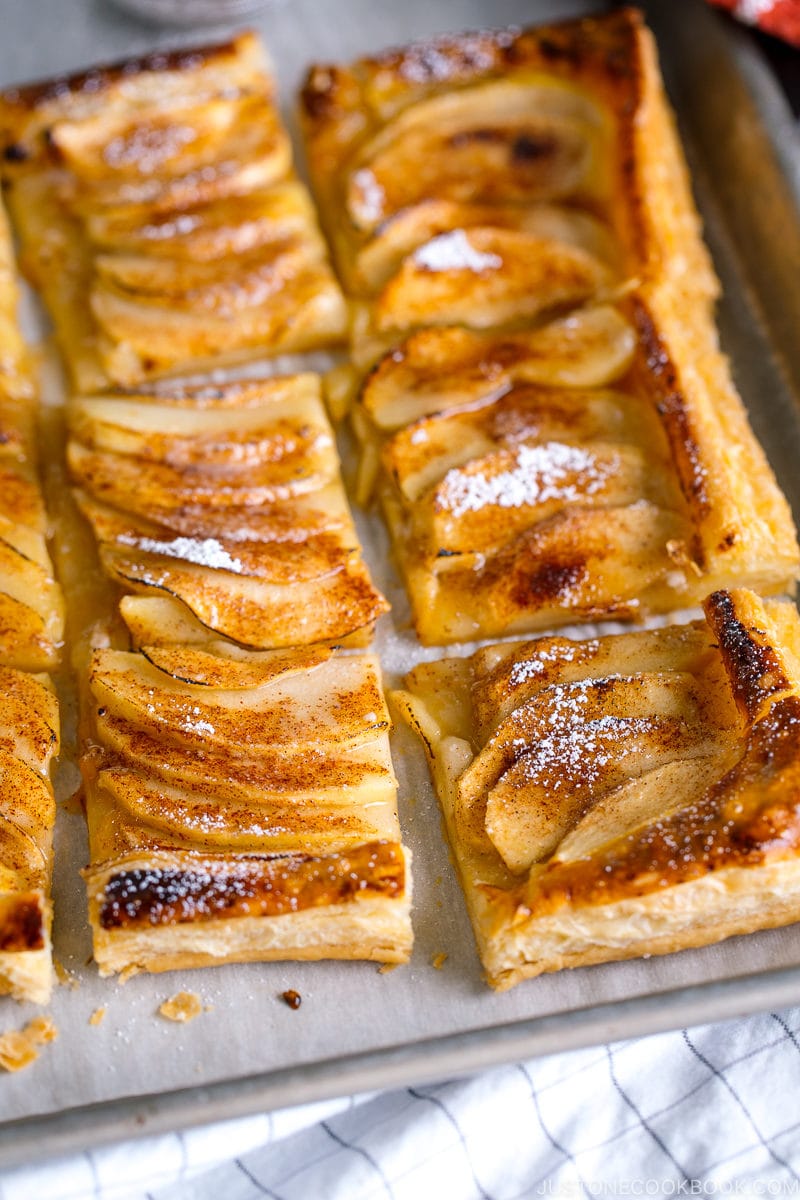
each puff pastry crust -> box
[67,374,388,650]
[0,33,347,391]
[394,588,800,989]
[81,642,412,975]
[0,667,58,1003]
[301,10,799,644]
[0,198,64,671]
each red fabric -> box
[708,0,800,48]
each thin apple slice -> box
[96,767,398,853]
[458,670,705,805]
[414,502,690,644]
[361,305,637,430]
[0,752,55,853]
[0,534,62,630]
[552,754,731,865]
[86,181,316,260]
[77,493,355,586]
[345,78,609,231]
[68,440,337,511]
[54,93,291,209]
[70,384,330,465]
[470,623,723,742]
[138,642,333,689]
[382,385,640,503]
[120,595,219,648]
[100,544,387,648]
[0,668,59,774]
[0,595,57,672]
[485,722,718,875]
[89,649,390,752]
[420,440,647,555]
[90,260,348,384]
[95,712,395,804]
[0,463,47,533]
[373,227,611,334]
[355,199,615,293]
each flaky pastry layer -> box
[394,588,800,988]
[81,643,412,976]
[0,32,347,390]
[301,10,798,644]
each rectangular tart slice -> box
[81,642,411,975]
[0,199,64,671]
[393,588,800,989]
[67,374,388,649]
[0,667,58,1003]
[0,33,347,391]
[301,10,799,644]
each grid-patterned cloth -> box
[4,1005,800,1199]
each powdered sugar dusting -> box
[414,230,502,274]
[437,442,616,518]
[508,639,600,686]
[117,533,243,573]
[352,168,386,224]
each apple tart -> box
[0,33,347,392]
[301,11,799,644]
[81,642,411,975]
[67,373,388,650]
[0,200,64,671]
[393,588,800,989]
[0,667,58,1003]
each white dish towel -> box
[2,1003,799,1200]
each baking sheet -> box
[2,0,800,1168]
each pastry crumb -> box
[159,991,203,1023]
[117,965,139,984]
[280,989,302,1010]
[0,1017,58,1072]
[89,1007,106,1027]
[431,952,448,970]
[378,962,399,975]
[54,958,79,989]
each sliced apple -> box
[90,261,348,383]
[345,77,610,231]
[101,483,350,547]
[97,767,398,853]
[0,594,56,672]
[0,752,55,852]
[459,670,705,804]
[552,753,731,865]
[55,93,291,210]
[355,199,616,292]
[0,534,63,632]
[70,384,331,466]
[382,385,641,503]
[0,463,46,533]
[420,440,648,555]
[68,441,337,511]
[470,623,721,741]
[373,227,610,335]
[412,502,690,644]
[89,648,390,752]
[85,181,316,260]
[0,668,59,773]
[100,544,388,648]
[96,711,395,805]
[361,305,637,430]
[120,595,219,648]
[138,642,333,689]
[76,493,355,586]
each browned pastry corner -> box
[81,642,412,976]
[0,32,347,391]
[301,9,799,644]
[393,588,800,989]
